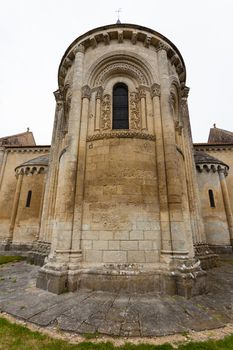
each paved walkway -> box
[0,259,233,337]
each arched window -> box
[113,83,129,129]
[208,189,215,208]
[26,190,32,208]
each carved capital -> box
[151,83,161,98]
[138,86,146,99]
[73,44,85,55]
[156,41,170,53]
[82,85,91,100]
[96,86,103,100]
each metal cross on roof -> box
[115,8,122,24]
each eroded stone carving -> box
[96,86,103,100]
[151,83,161,98]
[95,63,148,86]
[101,94,111,130]
[86,130,156,142]
[129,92,140,130]
[82,85,91,100]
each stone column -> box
[9,172,23,239]
[180,88,206,244]
[0,148,7,191]
[219,168,233,244]
[37,45,85,294]
[157,42,193,259]
[51,44,84,254]
[151,83,172,253]
[139,86,147,130]
[95,87,103,130]
[38,92,64,243]
[71,86,90,252]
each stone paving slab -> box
[0,260,233,336]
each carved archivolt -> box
[95,62,148,86]
[129,92,140,130]
[101,94,111,130]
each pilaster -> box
[37,44,85,294]
[219,169,233,245]
[157,43,194,261]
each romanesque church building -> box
[1,23,233,297]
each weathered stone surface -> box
[0,261,233,337]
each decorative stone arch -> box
[87,52,155,88]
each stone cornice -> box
[58,24,186,90]
[194,143,233,151]
[196,163,229,176]
[15,165,47,176]
[86,130,156,142]
[4,146,50,154]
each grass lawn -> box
[1,317,233,350]
[0,255,26,265]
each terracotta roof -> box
[193,150,229,168]
[208,127,233,143]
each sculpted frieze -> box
[129,92,140,130]
[101,94,111,130]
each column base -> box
[194,243,219,269]
[37,260,207,298]
[27,241,51,266]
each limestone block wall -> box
[0,147,49,242]
[197,171,230,246]
[205,148,233,214]
[12,173,46,243]
[82,137,160,266]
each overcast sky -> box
[0,0,232,144]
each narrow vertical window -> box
[208,189,215,208]
[113,83,129,129]
[26,190,32,208]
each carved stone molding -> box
[181,86,190,99]
[144,35,152,48]
[196,163,228,176]
[151,83,161,98]
[156,41,170,52]
[101,94,111,130]
[131,32,137,44]
[54,89,63,102]
[118,30,123,43]
[86,130,156,142]
[15,165,47,176]
[129,92,140,130]
[82,85,91,100]
[103,32,110,45]
[95,62,148,86]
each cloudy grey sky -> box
[0,0,232,144]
